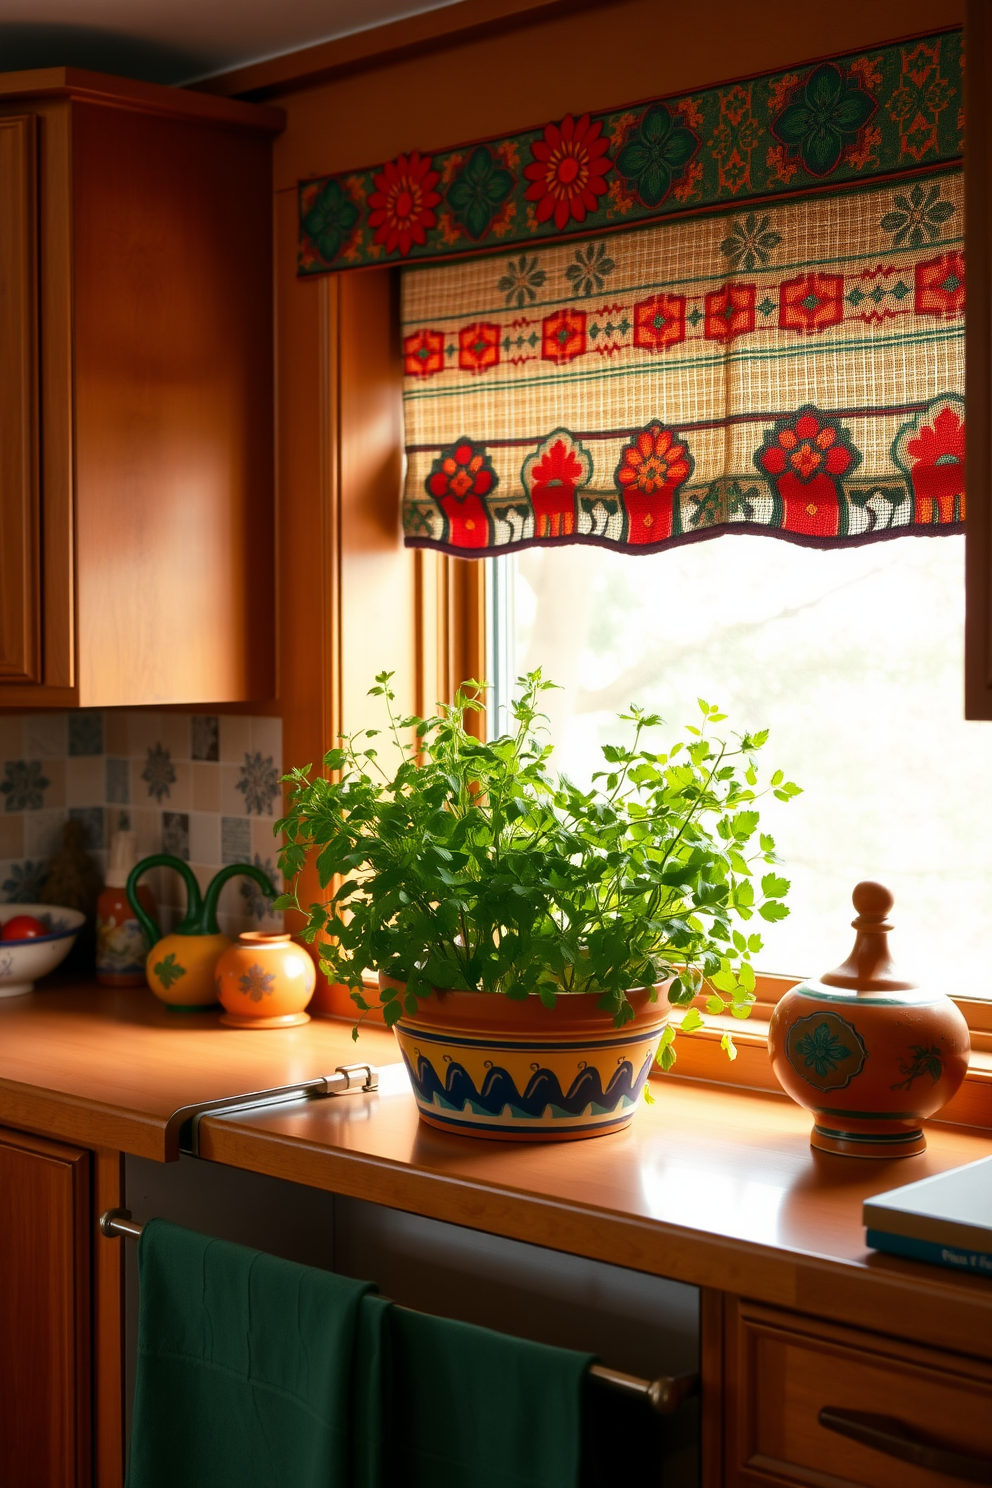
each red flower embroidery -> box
[523,113,612,231]
[892,395,965,524]
[521,429,592,539]
[425,438,497,549]
[755,407,860,536]
[779,272,844,334]
[542,308,587,364]
[915,252,965,318]
[614,421,693,544]
[404,328,445,378]
[705,283,756,343]
[458,321,501,375]
[367,151,441,257]
[632,294,687,352]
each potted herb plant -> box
[277,672,799,1141]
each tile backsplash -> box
[0,710,284,938]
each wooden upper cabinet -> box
[0,114,39,686]
[0,70,283,708]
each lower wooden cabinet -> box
[726,1298,992,1487]
[0,1128,91,1488]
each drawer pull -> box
[819,1409,992,1483]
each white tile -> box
[188,812,221,867]
[250,715,282,766]
[24,808,68,859]
[219,715,251,764]
[24,713,66,759]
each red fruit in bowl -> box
[1,914,48,941]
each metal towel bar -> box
[99,1209,699,1415]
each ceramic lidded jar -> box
[215,932,316,1029]
[768,882,969,1158]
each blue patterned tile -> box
[236,751,280,816]
[69,805,104,850]
[106,757,130,804]
[142,743,175,804]
[239,854,280,921]
[1,760,51,812]
[221,816,251,864]
[2,859,47,902]
[191,715,219,762]
[68,710,104,756]
[162,811,190,861]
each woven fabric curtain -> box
[401,167,964,556]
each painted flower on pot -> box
[301,177,361,265]
[705,282,756,343]
[523,113,612,231]
[755,406,861,537]
[521,429,593,539]
[891,394,965,525]
[614,422,694,544]
[779,272,844,335]
[446,145,515,241]
[403,328,445,379]
[915,251,965,318]
[367,151,442,256]
[615,102,699,207]
[771,62,877,177]
[425,438,498,549]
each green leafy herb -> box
[277,672,798,1065]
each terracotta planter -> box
[768,882,970,1158]
[216,932,316,1028]
[383,974,670,1141]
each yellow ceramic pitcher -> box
[126,855,277,1008]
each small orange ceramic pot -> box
[768,882,970,1158]
[215,932,316,1029]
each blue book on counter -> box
[864,1155,992,1277]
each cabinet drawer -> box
[728,1299,992,1487]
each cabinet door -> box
[0,1128,91,1488]
[0,114,40,684]
[726,1298,992,1488]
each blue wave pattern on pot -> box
[399,1045,656,1135]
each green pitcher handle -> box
[125,854,206,944]
[201,863,278,935]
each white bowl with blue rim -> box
[0,904,86,998]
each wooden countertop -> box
[2,982,991,1354]
[0,981,397,1160]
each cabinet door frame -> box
[0,112,40,685]
[0,1126,92,1488]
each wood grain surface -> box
[3,983,991,1361]
[0,983,396,1159]
[0,1128,90,1488]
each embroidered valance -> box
[298,30,962,275]
[401,169,964,556]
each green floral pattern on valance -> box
[298,29,962,275]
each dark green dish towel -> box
[382,1303,595,1488]
[127,1219,376,1488]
